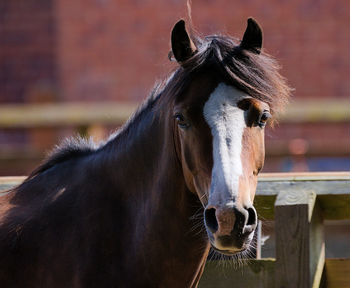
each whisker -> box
[199,192,208,203]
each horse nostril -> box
[204,208,218,234]
[246,207,257,226]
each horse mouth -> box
[210,245,244,256]
[207,230,254,256]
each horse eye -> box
[174,113,190,128]
[258,110,271,128]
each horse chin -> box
[210,245,244,256]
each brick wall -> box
[1,0,349,103]
[0,0,57,103]
[56,0,185,101]
[56,0,350,102]
[191,0,350,99]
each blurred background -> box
[0,0,350,259]
[1,0,350,176]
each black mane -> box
[164,33,291,117]
[26,137,97,180]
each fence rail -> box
[1,99,350,128]
[1,173,350,287]
[1,100,350,167]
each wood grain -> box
[274,190,325,288]
[199,259,275,288]
[200,259,350,288]
[325,258,350,288]
[275,190,311,288]
[256,174,350,220]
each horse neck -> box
[104,100,175,189]
[105,99,197,215]
[103,98,210,285]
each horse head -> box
[170,18,284,255]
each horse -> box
[0,18,290,287]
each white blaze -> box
[203,83,247,205]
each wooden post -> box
[274,190,325,288]
[256,220,262,259]
[250,220,262,259]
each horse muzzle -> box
[204,204,257,255]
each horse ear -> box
[171,20,197,63]
[240,18,263,54]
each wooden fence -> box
[1,100,350,174]
[1,173,350,287]
[1,99,350,128]
[200,173,350,288]
[1,100,350,169]
[199,172,350,288]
